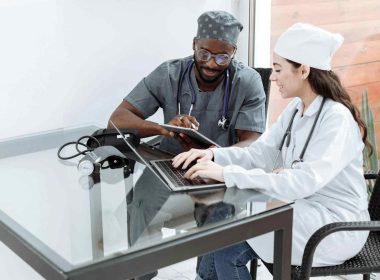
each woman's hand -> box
[172,148,214,169]
[185,160,225,182]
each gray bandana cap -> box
[196,10,243,46]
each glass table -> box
[0,125,293,280]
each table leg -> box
[89,172,104,259]
[272,209,293,280]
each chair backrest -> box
[253,67,272,119]
[368,173,380,220]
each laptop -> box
[110,121,225,192]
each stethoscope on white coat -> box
[177,60,231,130]
[272,97,326,170]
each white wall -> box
[0,1,253,279]
[254,0,272,67]
[0,0,250,140]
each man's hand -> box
[166,115,203,150]
[168,115,199,129]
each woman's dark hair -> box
[287,59,372,153]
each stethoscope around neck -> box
[273,97,326,170]
[177,60,231,130]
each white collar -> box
[296,95,324,117]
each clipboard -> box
[160,124,221,148]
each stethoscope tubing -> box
[177,60,230,126]
[276,97,326,169]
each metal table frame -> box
[0,204,292,280]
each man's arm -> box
[233,129,261,147]
[108,100,170,138]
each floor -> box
[153,257,344,280]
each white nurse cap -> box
[274,23,344,70]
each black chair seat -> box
[292,231,380,279]
[259,231,380,279]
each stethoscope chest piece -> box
[218,116,230,130]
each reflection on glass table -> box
[0,125,293,280]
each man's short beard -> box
[193,57,227,84]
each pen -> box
[191,123,199,130]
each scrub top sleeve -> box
[234,74,266,133]
[124,62,171,118]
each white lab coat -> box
[213,95,370,266]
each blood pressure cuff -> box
[87,128,140,152]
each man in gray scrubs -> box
[109,10,266,154]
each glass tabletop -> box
[0,125,291,274]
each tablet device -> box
[160,124,221,148]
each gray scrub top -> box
[124,56,266,154]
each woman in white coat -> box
[172,22,371,280]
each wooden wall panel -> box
[349,82,380,114]
[272,0,341,5]
[333,39,380,67]
[271,20,380,44]
[335,61,380,87]
[271,0,380,33]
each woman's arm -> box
[221,106,364,200]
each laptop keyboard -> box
[153,160,204,186]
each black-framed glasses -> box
[195,48,232,66]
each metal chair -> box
[251,170,380,280]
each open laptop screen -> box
[109,120,225,192]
